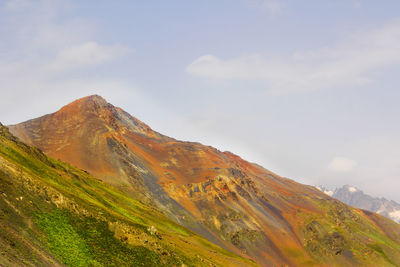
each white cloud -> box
[0,0,134,124]
[50,42,131,71]
[186,20,400,94]
[328,157,357,173]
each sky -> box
[1,0,400,201]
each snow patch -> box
[348,186,357,192]
[316,186,334,196]
[389,210,400,222]
[324,189,334,196]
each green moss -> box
[69,215,162,266]
[34,210,98,266]
[35,210,166,267]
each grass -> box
[34,210,98,267]
[35,209,165,267]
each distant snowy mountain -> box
[315,186,334,196]
[317,185,400,223]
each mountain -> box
[8,95,400,266]
[317,185,400,224]
[0,122,255,266]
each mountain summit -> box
[8,95,400,266]
[9,95,167,186]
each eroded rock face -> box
[8,95,400,266]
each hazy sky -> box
[1,0,400,202]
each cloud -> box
[0,0,134,124]
[320,136,400,202]
[0,1,131,81]
[186,20,400,94]
[50,42,131,71]
[328,157,357,172]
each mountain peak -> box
[52,95,165,140]
[81,94,109,105]
[8,94,167,155]
[344,184,359,193]
[57,94,110,116]
[84,94,106,101]
[68,94,108,106]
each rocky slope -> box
[318,185,400,224]
[8,95,400,266]
[0,122,255,266]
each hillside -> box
[318,185,400,224]
[0,123,255,266]
[8,95,400,266]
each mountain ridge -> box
[8,95,400,266]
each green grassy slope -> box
[0,123,256,267]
